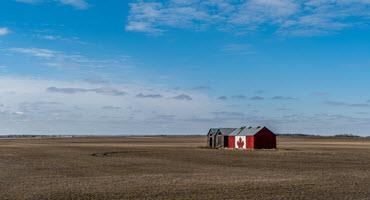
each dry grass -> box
[0,136,369,200]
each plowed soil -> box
[0,136,369,200]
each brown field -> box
[0,136,369,200]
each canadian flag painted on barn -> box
[235,136,246,149]
[207,126,276,149]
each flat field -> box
[0,136,369,200]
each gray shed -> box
[207,128,236,148]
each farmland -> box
[0,136,369,200]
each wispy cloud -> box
[0,27,10,36]
[213,111,245,117]
[101,106,122,110]
[126,1,213,34]
[126,0,370,36]
[217,96,228,100]
[231,95,247,100]
[191,86,211,91]
[6,47,132,70]
[173,94,192,101]
[14,0,41,4]
[136,93,163,98]
[9,47,58,58]
[271,96,296,100]
[33,34,86,44]
[324,101,370,107]
[47,87,126,96]
[83,76,108,84]
[276,107,291,111]
[41,35,58,40]
[0,76,222,134]
[312,91,329,97]
[254,90,265,94]
[14,0,89,9]
[17,101,64,115]
[221,43,255,55]
[59,0,88,9]
[250,96,264,100]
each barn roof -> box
[229,126,265,136]
[208,126,271,136]
[207,128,219,135]
[208,128,236,136]
[217,128,237,135]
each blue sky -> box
[1,0,370,135]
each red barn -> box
[207,126,276,149]
[228,126,276,149]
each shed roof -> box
[207,128,219,135]
[217,128,237,136]
[229,126,265,136]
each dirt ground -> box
[0,136,369,200]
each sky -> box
[1,0,370,135]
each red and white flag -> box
[235,136,246,149]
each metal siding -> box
[271,132,277,148]
[211,134,215,148]
[216,134,223,148]
[207,134,211,147]
[254,128,276,149]
[246,136,254,149]
[228,136,235,148]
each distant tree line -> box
[277,133,366,138]
[0,135,74,138]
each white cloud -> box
[126,0,370,36]
[9,47,58,58]
[0,76,369,135]
[0,27,10,36]
[126,1,214,33]
[6,47,132,70]
[0,76,221,134]
[58,0,88,9]
[14,0,89,9]
[14,0,41,4]
[220,43,255,55]
[40,35,58,40]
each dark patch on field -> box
[91,150,148,157]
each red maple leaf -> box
[237,137,244,148]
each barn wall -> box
[254,128,276,149]
[207,134,211,147]
[216,134,224,148]
[228,136,235,148]
[246,136,254,149]
[212,134,217,148]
